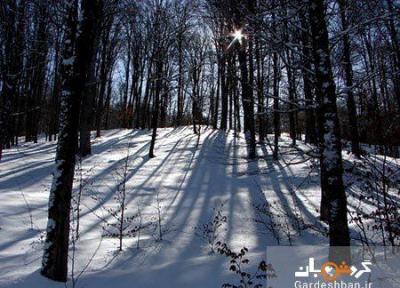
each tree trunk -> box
[287,59,296,146]
[308,0,350,262]
[0,0,25,160]
[238,39,256,159]
[255,38,265,143]
[95,20,113,138]
[41,0,99,281]
[177,37,184,126]
[122,30,131,128]
[149,59,162,158]
[79,0,102,156]
[30,2,49,144]
[300,13,318,145]
[41,0,79,281]
[338,0,361,157]
[220,56,228,131]
[273,52,280,160]
[213,63,220,129]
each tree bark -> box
[0,0,25,160]
[220,56,228,130]
[177,36,184,126]
[273,51,280,160]
[308,0,350,262]
[41,0,79,281]
[300,13,318,145]
[338,0,361,157]
[149,60,162,158]
[238,40,256,159]
[41,0,100,281]
[79,0,103,156]
[255,38,265,143]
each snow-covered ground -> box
[0,127,398,288]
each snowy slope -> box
[0,127,398,288]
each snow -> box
[48,160,64,208]
[0,127,398,287]
[62,56,75,66]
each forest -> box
[0,0,399,287]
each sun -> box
[232,29,244,43]
[227,29,245,50]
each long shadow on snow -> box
[84,129,197,273]
[95,130,234,286]
[0,162,54,190]
[0,142,56,164]
[80,127,189,235]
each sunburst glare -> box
[227,29,245,49]
[232,29,244,43]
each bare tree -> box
[308,0,350,262]
[41,0,102,281]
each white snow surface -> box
[0,127,398,288]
